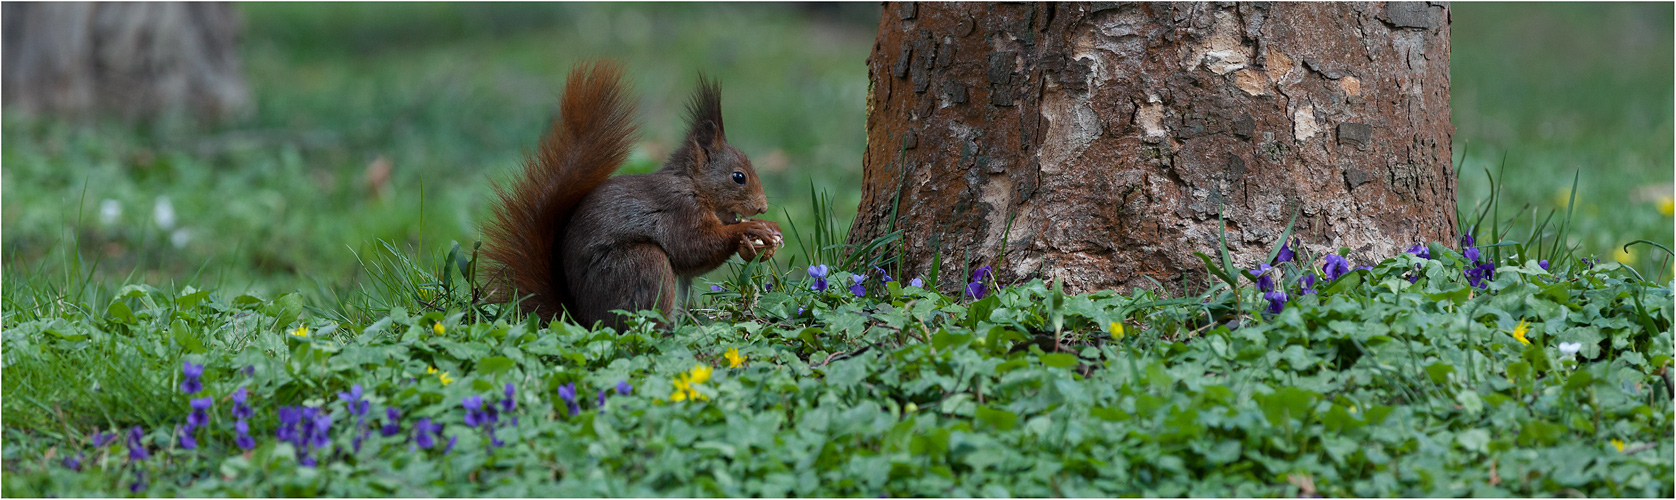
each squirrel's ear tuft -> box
[683,74,725,149]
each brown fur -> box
[481,61,780,329]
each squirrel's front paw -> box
[737,220,783,261]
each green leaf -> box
[176,287,212,309]
[172,319,206,353]
[476,356,516,377]
[1038,352,1078,369]
[974,405,1019,431]
[265,293,305,329]
[1090,406,1130,422]
[1319,269,1364,295]
[107,300,136,324]
[1424,362,1456,385]
[930,330,970,351]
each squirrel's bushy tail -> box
[482,61,638,321]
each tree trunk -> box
[2,2,249,122]
[850,2,1455,295]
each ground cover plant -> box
[2,225,1672,496]
[3,3,1673,498]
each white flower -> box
[170,228,192,249]
[99,199,122,225]
[153,197,176,230]
[1557,342,1582,356]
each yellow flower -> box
[670,377,692,402]
[668,366,714,402]
[290,325,308,337]
[1108,321,1126,340]
[1659,196,1674,217]
[433,323,446,336]
[725,348,745,369]
[426,366,453,385]
[1613,245,1635,265]
[1611,439,1625,452]
[1511,320,1530,346]
[689,364,713,385]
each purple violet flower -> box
[338,384,370,418]
[909,278,923,288]
[964,267,992,301]
[381,407,402,437]
[462,396,485,427]
[808,265,829,292]
[231,387,253,420]
[1463,246,1481,263]
[177,425,197,450]
[62,454,82,471]
[501,383,517,413]
[187,397,213,428]
[849,275,866,297]
[876,267,894,283]
[276,406,301,444]
[130,470,146,493]
[1581,258,1595,269]
[1322,255,1352,282]
[1263,290,1289,314]
[1272,242,1294,264]
[597,389,607,409]
[710,285,725,292]
[93,431,117,447]
[1466,262,1496,289]
[180,361,204,395]
[557,383,579,417]
[1298,272,1317,295]
[307,410,333,449]
[414,418,440,449]
[243,365,255,377]
[1406,243,1431,260]
[445,436,458,455]
[1247,263,1275,292]
[1539,259,1550,270]
[126,426,148,462]
[616,380,633,396]
[235,420,255,451]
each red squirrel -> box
[480,61,783,329]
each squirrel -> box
[480,61,783,329]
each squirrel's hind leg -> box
[568,243,677,331]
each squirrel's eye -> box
[731,172,746,185]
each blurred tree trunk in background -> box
[850,2,1455,295]
[2,2,249,122]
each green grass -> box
[2,3,1673,497]
[1452,3,1674,276]
[2,3,876,306]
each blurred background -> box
[2,3,1671,305]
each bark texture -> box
[2,2,249,122]
[850,2,1455,294]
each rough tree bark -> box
[2,2,249,122]
[850,2,1455,295]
